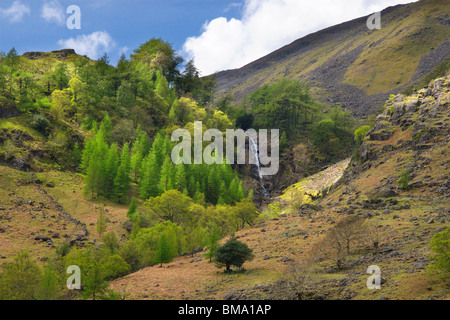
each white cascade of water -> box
[249,137,268,197]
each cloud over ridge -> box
[182,0,417,76]
[58,31,116,60]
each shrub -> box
[102,255,131,280]
[354,125,370,145]
[214,237,254,273]
[0,251,42,300]
[30,113,50,134]
[398,169,412,190]
[56,243,71,257]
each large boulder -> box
[34,235,51,242]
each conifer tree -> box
[130,151,143,182]
[158,156,175,192]
[229,178,240,203]
[153,233,173,267]
[104,144,119,198]
[114,162,130,204]
[130,127,150,182]
[84,131,108,198]
[120,143,131,173]
[114,143,131,203]
[204,226,221,262]
[175,164,187,192]
[150,132,165,168]
[139,152,161,199]
[207,168,219,204]
[127,198,137,218]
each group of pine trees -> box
[81,114,246,205]
[80,115,131,203]
[138,131,245,205]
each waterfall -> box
[249,137,268,197]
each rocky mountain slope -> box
[0,166,130,264]
[110,74,449,300]
[214,0,450,117]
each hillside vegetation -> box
[110,74,450,300]
[0,2,449,300]
[0,34,366,299]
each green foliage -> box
[114,143,131,203]
[126,188,258,271]
[214,237,254,272]
[204,226,221,262]
[82,116,131,203]
[102,232,121,254]
[138,132,243,205]
[127,198,137,217]
[143,189,191,224]
[119,240,142,272]
[153,233,174,266]
[38,263,63,300]
[248,79,355,159]
[0,251,42,300]
[63,245,128,299]
[233,200,259,229]
[268,201,281,216]
[131,38,183,84]
[52,63,69,90]
[80,261,109,300]
[311,108,354,160]
[428,227,450,278]
[56,243,71,257]
[50,89,72,121]
[30,113,50,134]
[249,79,315,135]
[0,250,67,300]
[177,60,216,105]
[102,255,131,281]
[354,125,371,145]
[398,169,412,190]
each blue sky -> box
[0,0,417,75]
[0,1,243,64]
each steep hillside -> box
[111,75,449,300]
[0,165,130,265]
[214,0,450,117]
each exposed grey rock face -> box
[23,49,76,60]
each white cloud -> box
[41,0,65,25]
[58,31,116,60]
[182,0,417,76]
[0,0,30,23]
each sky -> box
[0,0,418,76]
